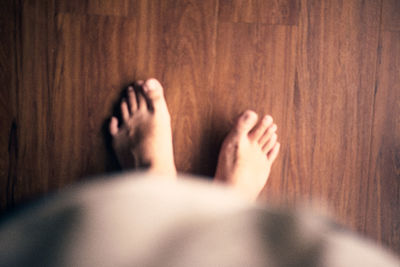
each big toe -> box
[143,78,167,111]
[233,110,258,137]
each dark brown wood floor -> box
[1,0,399,254]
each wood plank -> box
[53,13,140,182]
[291,0,381,231]
[212,22,297,186]
[382,0,400,31]
[88,0,129,16]
[219,0,299,25]
[7,0,58,206]
[0,0,17,211]
[57,0,129,17]
[131,0,219,175]
[56,0,88,14]
[365,31,400,254]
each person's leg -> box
[109,78,176,177]
[214,110,280,200]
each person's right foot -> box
[214,110,280,200]
[109,79,176,177]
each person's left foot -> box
[109,79,177,177]
[214,110,280,200]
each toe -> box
[135,87,147,111]
[109,116,119,136]
[234,110,258,136]
[142,78,167,111]
[127,86,137,112]
[121,100,130,122]
[259,123,277,147]
[268,142,280,162]
[262,133,277,154]
[249,115,273,142]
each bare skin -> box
[214,110,280,200]
[109,79,279,200]
[109,79,177,177]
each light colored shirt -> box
[0,172,398,267]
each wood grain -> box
[212,22,297,186]
[287,0,382,229]
[10,0,58,205]
[382,0,400,31]
[55,0,88,14]
[219,0,299,25]
[0,0,399,255]
[130,0,219,175]
[364,30,400,252]
[88,0,129,16]
[0,0,17,210]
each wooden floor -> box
[1,0,399,254]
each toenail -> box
[144,84,154,92]
[263,115,272,124]
[145,79,158,91]
[243,113,251,121]
[243,110,256,121]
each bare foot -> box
[109,79,176,177]
[214,110,280,200]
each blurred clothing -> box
[0,172,398,267]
